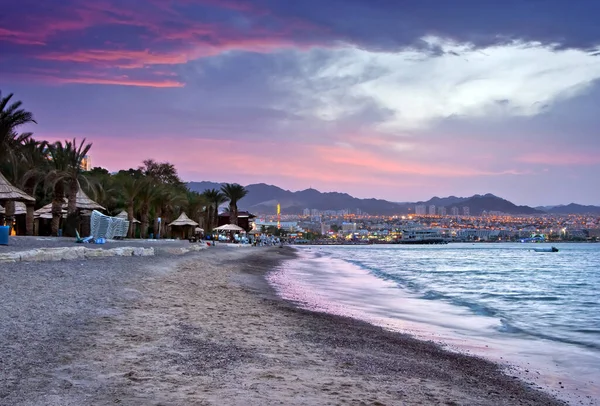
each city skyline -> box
[2,0,600,206]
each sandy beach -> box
[0,245,565,405]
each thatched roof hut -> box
[0,171,35,203]
[168,212,198,239]
[34,188,105,218]
[116,210,140,224]
[169,212,198,227]
[73,187,105,211]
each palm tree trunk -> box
[4,200,15,234]
[67,179,78,215]
[141,205,149,239]
[212,202,220,229]
[51,183,64,236]
[63,179,79,237]
[205,206,212,231]
[230,202,238,226]
[127,203,135,238]
[23,181,37,236]
[165,208,172,238]
[25,203,34,236]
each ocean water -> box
[268,243,600,404]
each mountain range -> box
[187,181,600,215]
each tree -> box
[185,191,206,225]
[152,184,186,238]
[10,138,48,235]
[139,159,183,186]
[115,174,145,238]
[220,183,248,227]
[136,178,159,239]
[46,138,93,237]
[201,188,227,231]
[0,91,36,162]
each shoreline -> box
[0,246,569,405]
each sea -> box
[268,243,600,405]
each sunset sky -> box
[2,0,599,206]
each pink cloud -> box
[2,71,184,88]
[2,0,325,87]
[517,152,600,166]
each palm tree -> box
[201,188,227,231]
[185,191,206,225]
[118,175,146,238]
[152,184,186,238]
[220,183,248,227]
[0,91,36,162]
[137,178,159,239]
[11,139,48,235]
[85,168,118,213]
[46,138,93,237]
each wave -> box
[305,247,600,352]
[498,319,600,351]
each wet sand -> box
[0,246,566,405]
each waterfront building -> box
[342,222,358,232]
[429,204,436,215]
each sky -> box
[1,0,600,206]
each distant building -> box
[463,206,470,216]
[311,209,319,217]
[415,205,426,215]
[429,205,436,215]
[450,207,459,216]
[342,222,357,232]
[303,208,310,216]
[218,211,256,231]
[321,223,329,235]
[437,206,446,216]
[81,155,92,171]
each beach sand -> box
[0,246,565,405]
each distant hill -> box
[187,182,551,215]
[187,182,403,214]
[415,195,468,207]
[459,194,544,215]
[543,203,600,215]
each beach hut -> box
[217,211,255,231]
[168,212,198,239]
[33,187,105,236]
[0,171,35,235]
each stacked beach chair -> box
[90,210,130,240]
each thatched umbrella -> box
[33,187,104,236]
[34,188,105,216]
[116,210,140,224]
[74,187,105,211]
[214,224,245,232]
[168,212,198,239]
[0,171,35,203]
[0,171,35,234]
